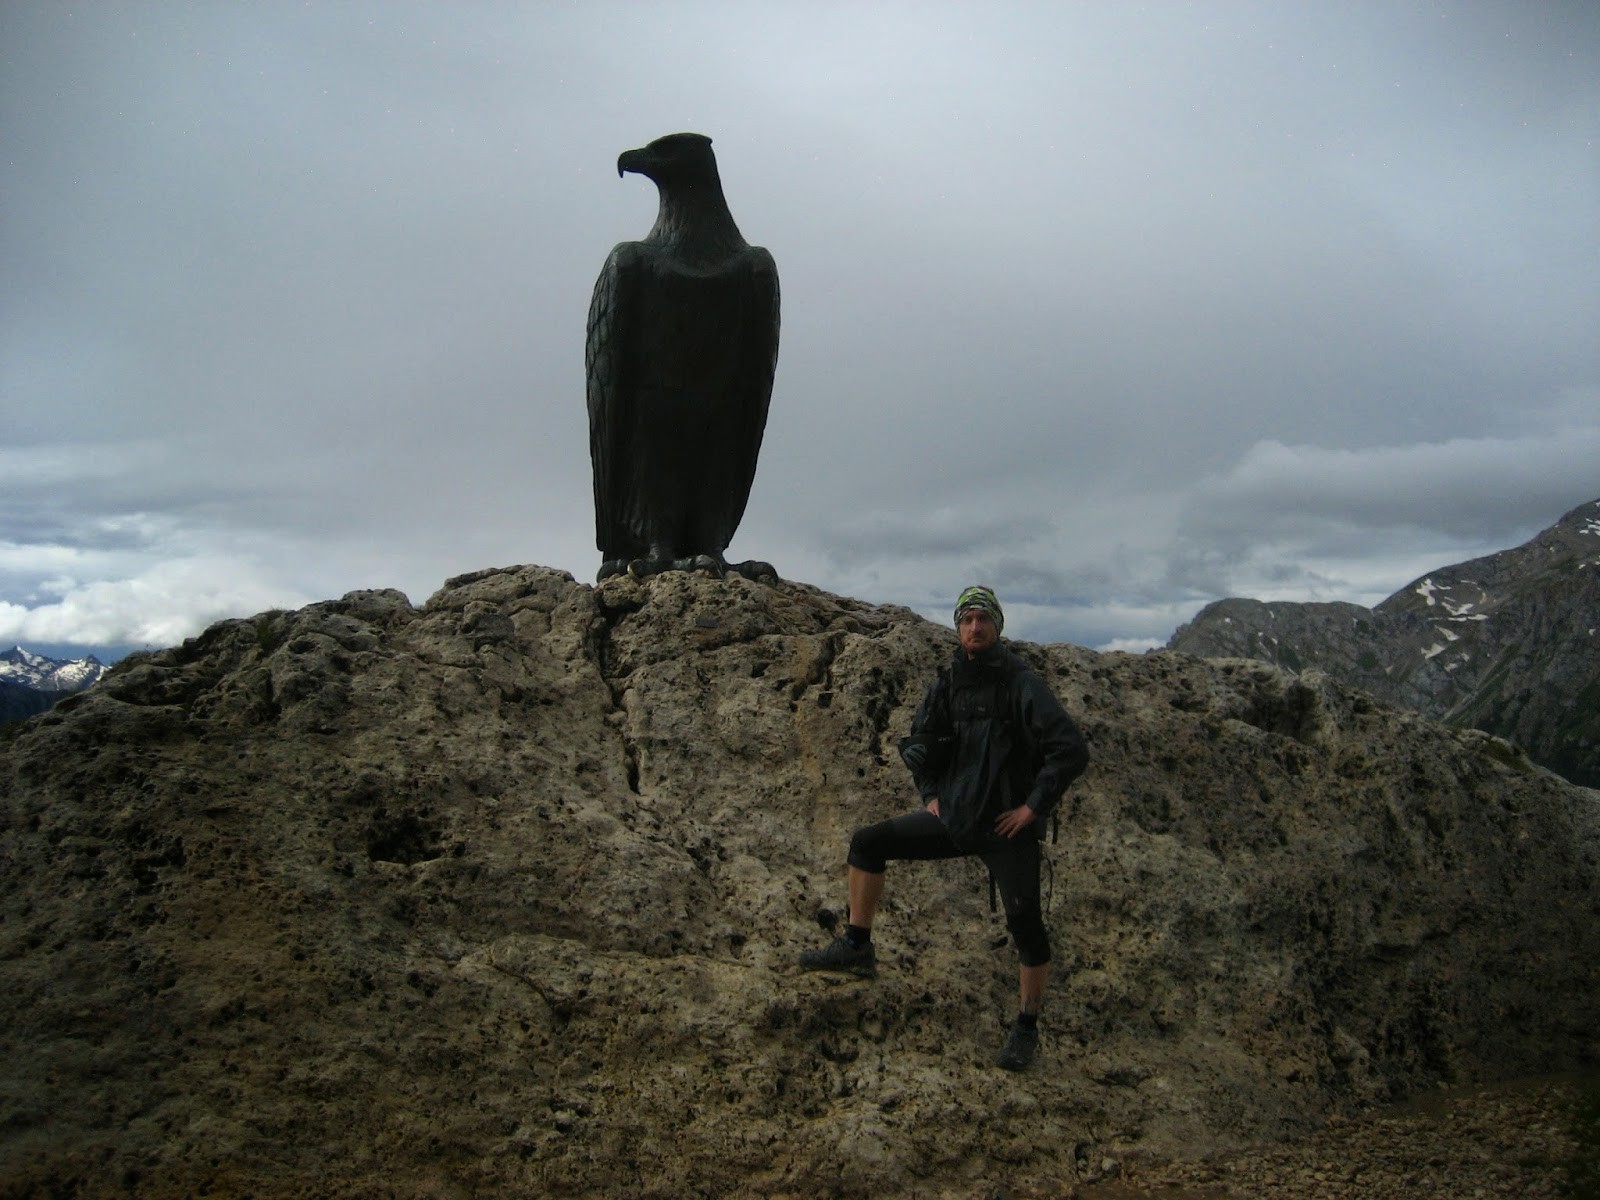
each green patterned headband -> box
[953,585,1004,634]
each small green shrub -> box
[254,611,290,656]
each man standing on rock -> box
[798,585,1089,1070]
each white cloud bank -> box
[0,556,311,651]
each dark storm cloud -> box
[2,2,1595,652]
[1185,428,1600,545]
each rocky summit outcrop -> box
[1167,498,1600,788]
[2,567,1597,1199]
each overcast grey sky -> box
[4,1,1597,658]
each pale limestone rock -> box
[1,566,1596,1197]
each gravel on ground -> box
[1076,1075,1596,1200]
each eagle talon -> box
[686,555,725,577]
[627,549,679,579]
[614,552,737,580]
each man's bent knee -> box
[1007,908,1051,968]
[847,825,890,875]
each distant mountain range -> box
[0,646,109,724]
[1167,498,1600,788]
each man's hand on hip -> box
[995,805,1036,838]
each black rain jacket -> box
[902,643,1089,844]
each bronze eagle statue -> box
[585,132,780,582]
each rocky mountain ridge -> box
[2,567,1597,1198]
[0,646,109,724]
[1167,499,1600,787]
[0,645,110,692]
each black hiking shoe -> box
[797,935,876,978]
[996,1019,1039,1071]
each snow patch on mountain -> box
[0,646,110,694]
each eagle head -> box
[617,132,717,183]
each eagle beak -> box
[617,148,649,179]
